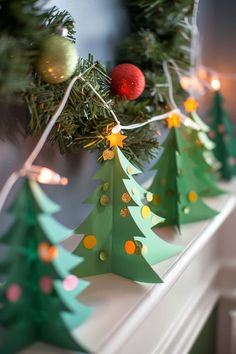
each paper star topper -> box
[166,113,181,128]
[183,97,199,113]
[106,132,127,148]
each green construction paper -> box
[38,214,73,244]
[190,112,215,151]
[73,147,182,284]
[0,179,90,354]
[180,126,224,197]
[210,91,236,180]
[149,126,219,229]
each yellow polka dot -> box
[83,235,97,249]
[100,194,110,206]
[99,250,108,261]
[146,192,153,202]
[141,205,151,219]
[102,182,109,192]
[132,187,139,195]
[124,240,136,255]
[152,215,159,225]
[127,166,134,174]
[141,245,148,255]
[183,207,190,214]
[103,149,115,161]
[188,191,198,203]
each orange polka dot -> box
[38,242,50,262]
[83,235,97,249]
[124,240,136,255]
[188,191,198,203]
[48,246,58,261]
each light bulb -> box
[112,124,121,134]
[23,166,68,185]
[211,79,221,91]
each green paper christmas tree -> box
[0,179,90,354]
[73,143,183,284]
[183,98,223,196]
[182,122,224,197]
[149,122,218,229]
[209,91,236,180]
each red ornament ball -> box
[110,64,145,100]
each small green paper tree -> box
[0,179,90,354]
[149,125,218,229]
[209,91,236,180]
[73,146,182,284]
[182,122,224,197]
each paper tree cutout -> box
[149,125,218,229]
[73,147,182,284]
[0,179,90,354]
[209,91,236,180]
[184,115,224,197]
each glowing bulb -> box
[38,168,54,184]
[112,124,121,134]
[184,118,200,131]
[197,66,208,80]
[211,79,221,91]
[23,165,68,185]
[180,76,190,90]
[180,75,205,98]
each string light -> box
[0,66,95,213]
[210,78,221,91]
[0,34,204,214]
[21,166,68,185]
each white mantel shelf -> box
[22,180,236,354]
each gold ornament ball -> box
[36,35,79,84]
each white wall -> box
[47,0,129,65]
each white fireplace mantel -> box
[22,180,236,354]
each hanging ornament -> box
[35,35,79,84]
[110,63,145,100]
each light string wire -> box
[0,1,204,213]
[0,67,182,213]
[162,60,199,131]
[0,66,96,213]
[191,0,200,70]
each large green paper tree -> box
[209,91,236,180]
[73,145,182,284]
[149,124,218,229]
[0,179,90,354]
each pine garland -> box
[0,0,49,97]
[118,0,193,107]
[0,0,194,164]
